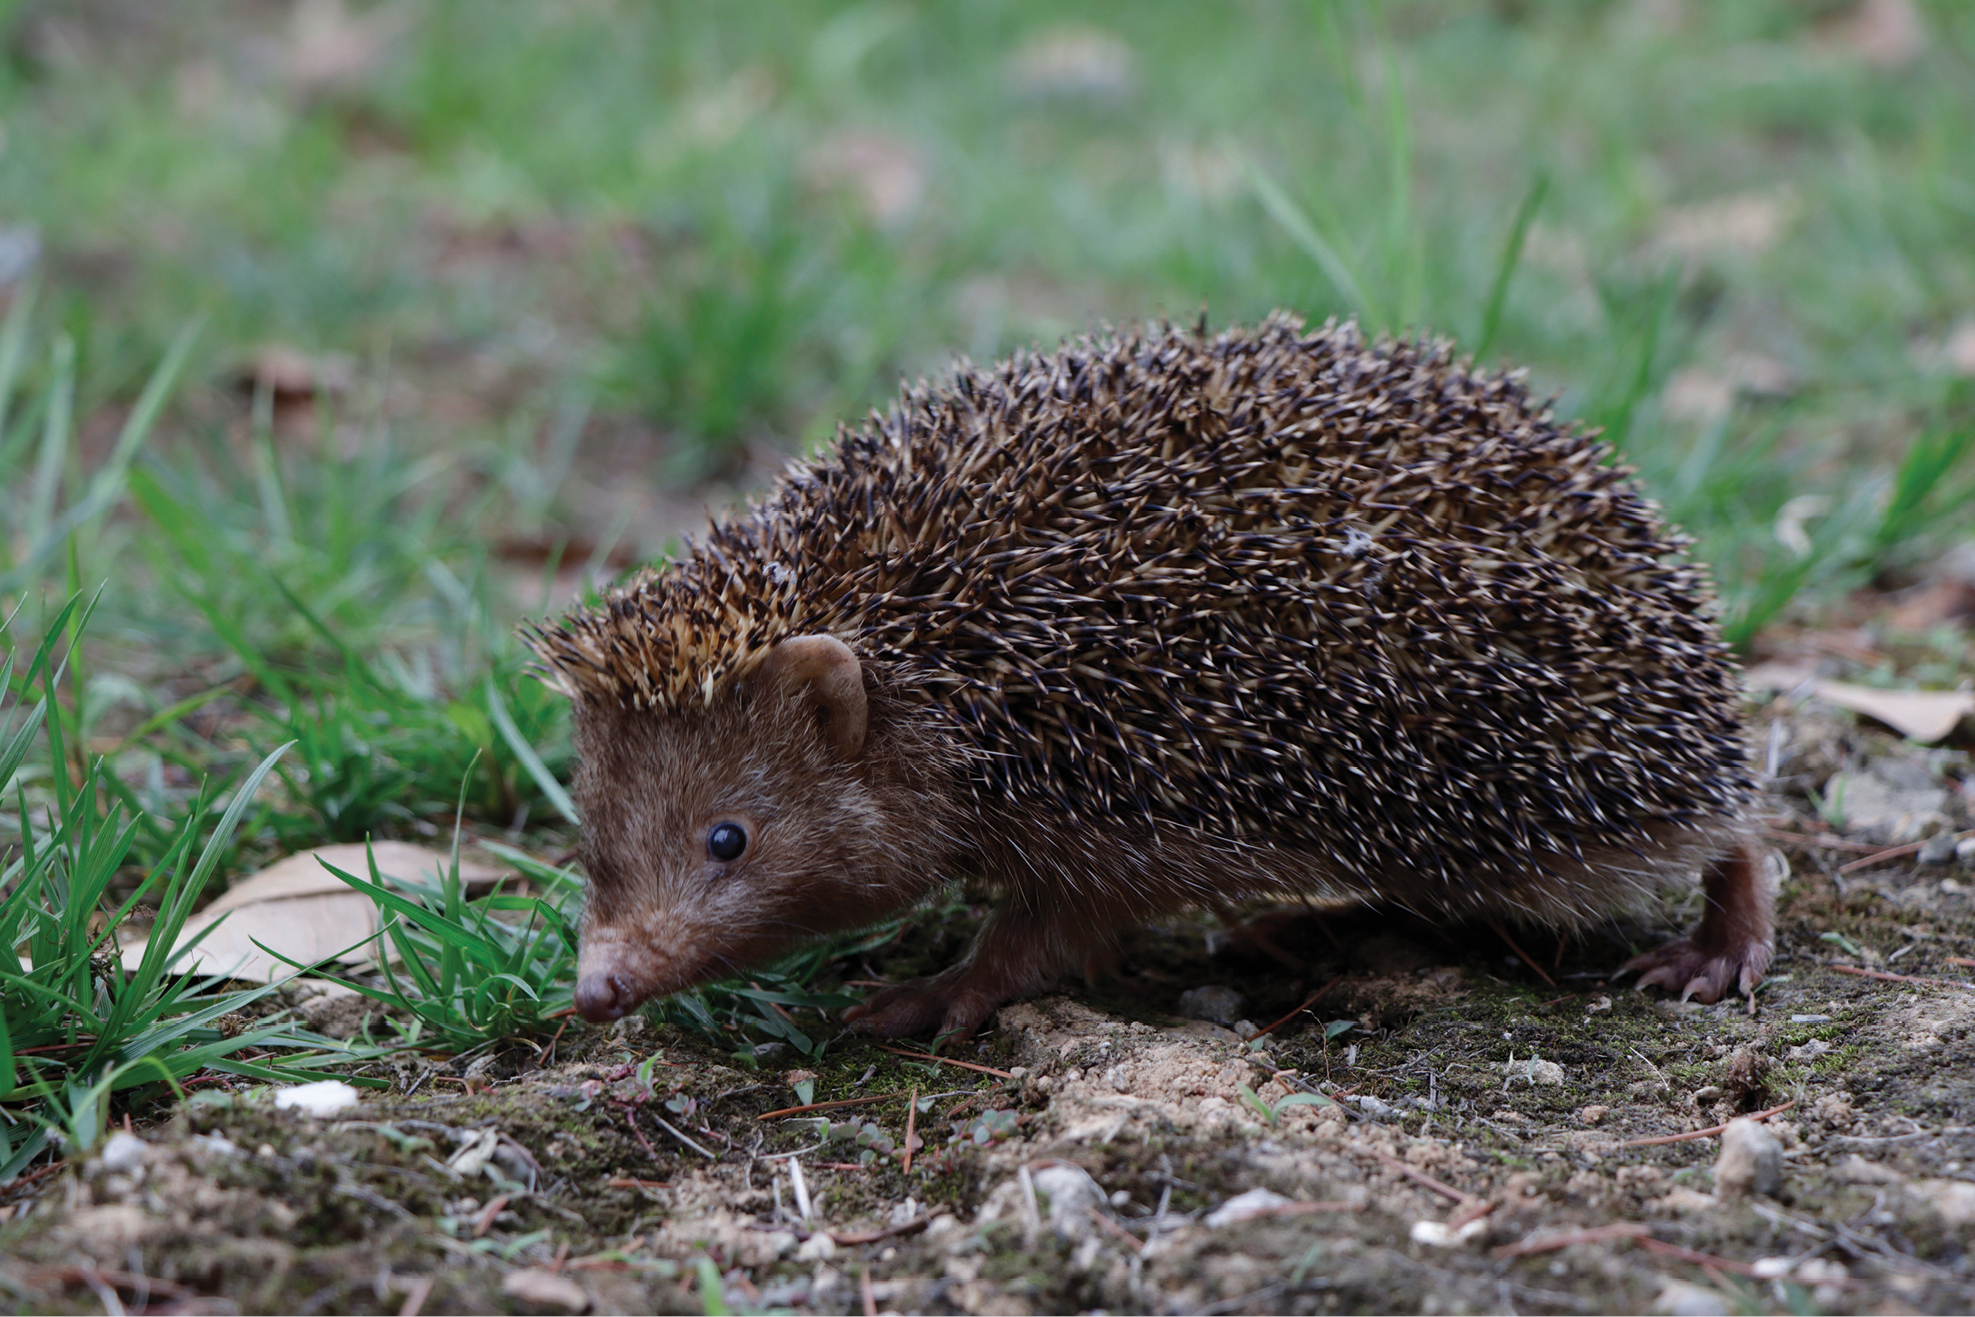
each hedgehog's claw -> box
[1618,936,1768,1008]
[843,977,998,1045]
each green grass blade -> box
[1475,172,1547,361]
[22,333,72,556]
[1240,151,1379,328]
[486,678,580,824]
[0,277,35,446]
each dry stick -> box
[875,1044,1015,1079]
[1949,957,1975,970]
[1761,827,1878,854]
[1493,1223,1651,1259]
[533,1016,571,1067]
[1636,1236,1764,1278]
[860,1265,877,1317]
[1483,914,1557,988]
[757,1093,899,1121]
[831,1216,931,1247]
[1832,963,1975,991]
[472,1194,510,1238]
[1838,840,1929,874]
[1369,1149,1474,1205]
[1615,1100,1797,1149]
[902,1086,919,1175]
[606,1177,669,1191]
[620,1106,668,1167]
[1254,975,1344,1038]
[1086,1204,1149,1252]
[398,1274,434,1317]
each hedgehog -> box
[527,314,1769,1040]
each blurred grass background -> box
[1,0,1973,864]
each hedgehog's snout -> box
[574,971,630,1023]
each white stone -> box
[1409,1217,1489,1247]
[1655,1279,1731,1316]
[97,1131,149,1175]
[273,1079,361,1117]
[796,1233,836,1261]
[1714,1118,1782,1198]
[1204,1187,1295,1227]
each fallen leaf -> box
[1651,192,1794,263]
[1818,0,1925,70]
[120,843,507,983]
[236,344,356,403]
[1007,24,1135,99]
[1745,668,1974,743]
[1812,682,1975,745]
[501,1268,591,1314]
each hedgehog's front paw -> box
[1618,936,1771,1005]
[843,978,999,1045]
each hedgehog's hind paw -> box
[843,978,999,1045]
[1617,937,1770,1006]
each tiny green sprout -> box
[1820,931,1866,959]
[694,1254,731,1316]
[793,1077,816,1107]
[1238,1081,1339,1128]
[1324,1019,1357,1041]
[969,1110,1021,1145]
[636,1054,664,1095]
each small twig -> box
[649,1112,717,1160]
[875,1045,1014,1078]
[1761,827,1878,854]
[619,1106,667,1167]
[1369,1149,1473,1205]
[831,1215,931,1246]
[860,1265,877,1317]
[1839,840,1928,874]
[1832,964,1975,991]
[606,1177,669,1191]
[1254,975,1344,1038]
[472,1194,510,1238]
[1949,957,1975,969]
[1635,1236,1763,1277]
[1483,914,1557,988]
[789,1158,813,1222]
[1615,1100,1797,1148]
[1494,1223,1651,1259]
[757,1093,900,1121]
[902,1086,919,1175]
[533,1016,571,1067]
[397,1275,434,1317]
[1086,1204,1148,1252]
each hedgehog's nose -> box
[575,972,629,1023]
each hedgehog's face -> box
[569,635,911,1023]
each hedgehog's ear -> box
[752,635,868,760]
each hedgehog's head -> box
[564,635,941,1023]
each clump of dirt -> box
[2,702,1973,1313]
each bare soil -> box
[2,701,1973,1316]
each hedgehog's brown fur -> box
[530,314,1765,1038]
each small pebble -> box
[1956,835,1975,868]
[96,1131,149,1175]
[273,1079,361,1118]
[1714,1118,1782,1198]
[1918,832,1958,865]
[1178,985,1245,1025]
[1788,1014,1831,1024]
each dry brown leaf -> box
[120,843,507,983]
[1744,669,1973,743]
[1813,682,1975,745]
[500,1268,591,1314]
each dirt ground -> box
[2,697,1973,1316]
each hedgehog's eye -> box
[707,822,748,863]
